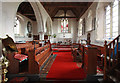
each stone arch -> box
[45,17,52,35]
[14,0,44,38]
[28,1,44,33]
[1,0,47,41]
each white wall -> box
[118,2,120,35]
[78,2,110,46]
[0,1,2,37]
[0,39,2,83]
[96,2,109,41]
[1,2,20,39]
[14,13,40,42]
[52,18,78,43]
[51,9,78,43]
[70,19,78,43]
[0,1,2,82]
[0,0,1,76]
[33,21,38,35]
[17,13,34,36]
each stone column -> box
[0,38,2,83]
[39,32,44,40]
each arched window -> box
[14,17,20,35]
[105,0,118,40]
[61,18,69,33]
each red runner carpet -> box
[46,52,86,80]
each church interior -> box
[0,0,120,82]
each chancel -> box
[1,0,120,82]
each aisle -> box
[46,52,86,80]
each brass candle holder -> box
[1,55,9,82]
[1,35,18,82]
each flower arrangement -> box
[53,34,57,38]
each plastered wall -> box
[51,9,78,43]
[78,2,112,46]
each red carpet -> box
[46,52,86,80]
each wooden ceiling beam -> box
[41,2,93,21]
[17,2,36,21]
[71,9,79,18]
[23,14,35,16]
[42,2,88,7]
[52,16,77,19]
[78,2,93,20]
[43,5,87,8]
[50,8,59,17]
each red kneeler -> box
[9,77,28,83]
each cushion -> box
[14,54,28,62]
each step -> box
[7,74,40,82]
[107,74,120,83]
[86,74,103,82]
[114,69,120,81]
[107,69,120,83]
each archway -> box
[14,2,38,42]
[12,1,44,73]
[1,0,44,40]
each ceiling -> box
[17,2,36,21]
[17,2,92,21]
[41,2,92,21]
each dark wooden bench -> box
[90,44,104,69]
[28,42,53,74]
[5,40,52,74]
[15,42,39,55]
[6,42,40,74]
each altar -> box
[54,38,72,45]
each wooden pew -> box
[91,44,104,55]
[28,42,53,74]
[75,44,98,75]
[71,43,81,62]
[15,42,39,55]
[7,52,19,74]
[72,43,104,74]
[91,44,104,68]
[6,42,40,74]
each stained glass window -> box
[61,18,69,33]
